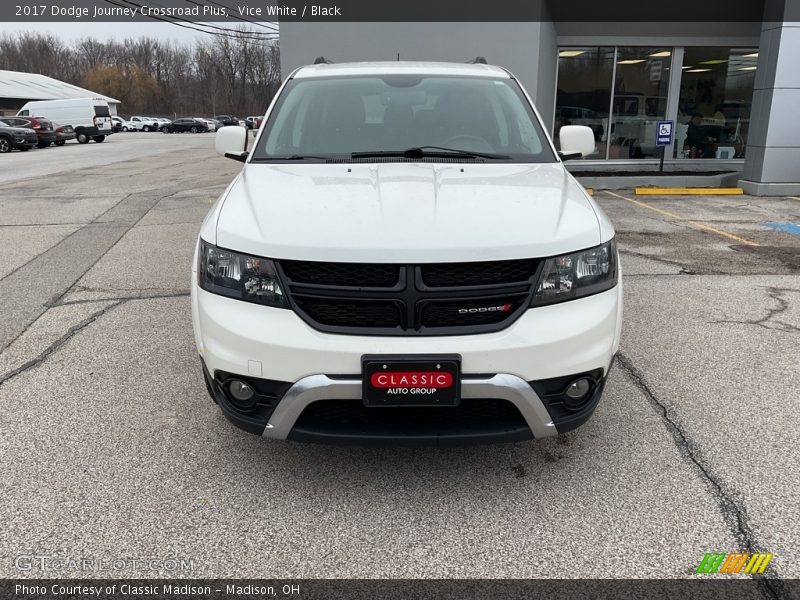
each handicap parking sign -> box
[656,120,674,146]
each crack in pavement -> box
[0,300,124,390]
[0,292,191,389]
[616,353,785,599]
[712,287,800,334]
[54,291,190,307]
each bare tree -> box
[0,30,281,117]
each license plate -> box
[362,355,461,407]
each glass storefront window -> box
[676,47,757,159]
[554,47,614,159]
[555,45,758,161]
[608,47,670,160]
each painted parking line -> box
[602,190,760,247]
[764,222,800,236]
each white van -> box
[17,98,114,144]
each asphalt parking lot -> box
[0,133,798,583]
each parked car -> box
[17,97,113,144]
[156,118,172,132]
[112,116,137,132]
[130,116,160,132]
[121,117,141,131]
[53,124,76,146]
[196,118,216,132]
[213,115,239,127]
[198,61,620,444]
[2,116,57,148]
[245,116,264,130]
[164,118,209,133]
[0,119,37,152]
[246,116,264,136]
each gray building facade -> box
[279,1,799,195]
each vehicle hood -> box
[215,162,602,262]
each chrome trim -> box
[263,373,557,440]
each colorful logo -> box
[696,552,773,575]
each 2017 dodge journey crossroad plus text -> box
[192,60,622,445]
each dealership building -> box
[0,70,120,117]
[280,0,799,195]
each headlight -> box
[531,239,617,306]
[198,240,288,308]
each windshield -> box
[0,120,9,127]
[252,75,556,162]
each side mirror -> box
[215,125,248,162]
[558,125,595,160]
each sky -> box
[0,22,278,44]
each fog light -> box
[565,378,592,401]
[228,379,256,407]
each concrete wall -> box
[741,0,800,194]
[279,21,552,109]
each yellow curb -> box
[634,187,744,196]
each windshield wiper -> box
[351,146,510,160]
[251,154,329,161]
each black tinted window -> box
[94,105,111,117]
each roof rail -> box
[313,56,334,65]
[467,56,488,65]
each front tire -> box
[190,126,198,133]
[76,131,89,144]
[0,138,11,153]
[142,125,151,132]
[92,136,105,143]
[161,126,169,133]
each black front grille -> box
[281,260,401,288]
[294,297,402,328]
[421,259,538,287]
[277,258,540,336]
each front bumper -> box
[203,359,611,445]
[193,274,622,444]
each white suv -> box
[192,61,622,445]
